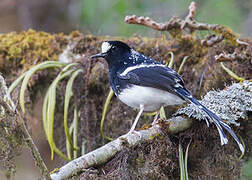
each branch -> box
[125,1,237,42]
[201,35,224,47]
[186,1,196,20]
[215,51,238,62]
[50,117,192,180]
[215,38,252,66]
[125,15,169,31]
[0,75,50,179]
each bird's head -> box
[91,41,131,66]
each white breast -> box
[118,85,185,111]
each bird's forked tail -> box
[175,87,245,155]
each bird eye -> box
[110,46,117,52]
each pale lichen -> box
[176,81,252,126]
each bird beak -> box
[90,52,107,59]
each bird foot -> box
[151,118,160,126]
[127,129,142,138]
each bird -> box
[91,40,244,154]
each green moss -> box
[0,29,68,74]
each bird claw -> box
[127,130,142,138]
[152,118,160,126]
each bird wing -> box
[117,64,185,96]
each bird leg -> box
[152,110,160,125]
[129,104,144,133]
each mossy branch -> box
[0,75,50,179]
[50,116,192,180]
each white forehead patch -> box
[101,42,112,53]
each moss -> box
[213,26,238,44]
[0,29,68,76]
[0,116,23,178]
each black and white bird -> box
[91,40,244,154]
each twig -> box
[125,15,169,31]
[187,1,196,20]
[125,1,237,42]
[215,52,238,62]
[50,117,192,180]
[236,38,250,46]
[181,1,197,29]
[125,13,224,35]
[201,35,224,47]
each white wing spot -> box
[101,42,112,53]
[170,69,177,74]
[198,105,203,109]
[130,49,140,61]
[174,83,182,88]
[175,78,181,83]
[120,64,166,76]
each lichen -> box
[0,75,23,178]
[176,81,252,126]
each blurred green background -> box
[0,0,252,37]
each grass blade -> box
[179,143,185,180]
[8,71,27,94]
[47,68,76,160]
[64,69,83,150]
[42,89,50,138]
[178,56,188,75]
[185,140,191,180]
[220,62,245,81]
[46,63,78,160]
[168,52,174,68]
[19,61,66,114]
[66,122,75,160]
[73,105,79,159]
[100,88,114,141]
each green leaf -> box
[19,61,66,114]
